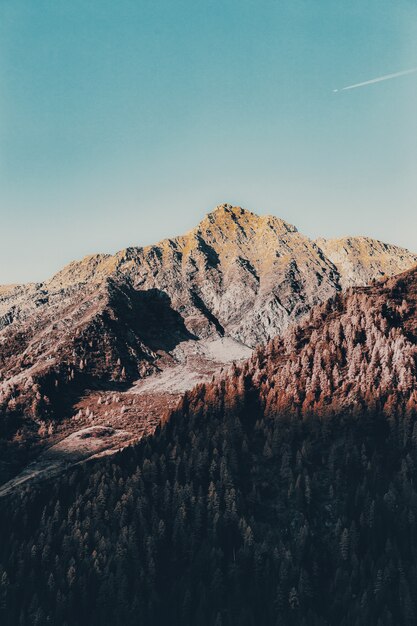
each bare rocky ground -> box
[0,426,133,497]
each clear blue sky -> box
[1,0,416,284]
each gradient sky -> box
[1,0,417,284]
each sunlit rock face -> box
[4,203,416,341]
[316,235,417,289]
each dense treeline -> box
[1,269,417,625]
[1,377,417,625]
[259,273,417,419]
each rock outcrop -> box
[316,235,417,289]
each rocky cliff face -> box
[118,206,342,345]
[316,235,417,289]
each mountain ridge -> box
[3,203,416,291]
[2,204,416,342]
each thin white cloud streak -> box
[333,67,417,92]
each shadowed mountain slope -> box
[0,277,194,420]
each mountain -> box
[316,235,417,289]
[1,265,417,625]
[1,204,416,484]
[3,205,416,345]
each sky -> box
[1,0,417,284]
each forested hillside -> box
[1,267,417,625]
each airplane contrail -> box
[333,67,417,92]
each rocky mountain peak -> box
[2,205,417,348]
[46,253,117,290]
[201,203,298,236]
